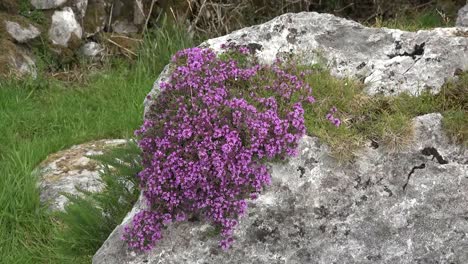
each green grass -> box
[301,68,467,160]
[371,8,454,31]
[55,142,142,262]
[0,23,194,263]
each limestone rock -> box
[0,39,37,78]
[80,41,104,57]
[93,113,468,264]
[83,0,108,37]
[48,7,83,47]
[31,0,67,10]
[5,21,41,43]
[36,139,127,211]
[457,4,468,27]
[144,12,468,115]
[112,19,138,35]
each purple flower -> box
[124,46,313,252]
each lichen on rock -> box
[36,139,127,211]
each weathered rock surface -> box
[112,20,139,35]
[81,41,104,57]
[36,139,127,211]
[206,13,468,95]
[48,7,83,47]
[93,113,468,264]
[83,0,108,37]
[31,0,67,10]
[457,4,468,27]
[5,21,41,43]
[143,13,468,112]
[0,39,37,78]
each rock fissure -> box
[421,147,449,165]
[388,42,426,59]
[403,163,426,190]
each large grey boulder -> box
[93,113,468,264]
[456,4,468,27]
[144,12,467,113]
[36,139,127,211]
[48,7,83,47]
[205,12,468,96]
[5,21,41,43]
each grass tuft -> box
[301,68,467,160]
[0,22,195,263]
[54,141,141,262]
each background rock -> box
[5,21,41,43]
[49,7,83,47]
[112,20,139,35]
[93,113,468,264]
[36,139,127,211]
[0,39,37,78]
[145,12,468,117]
[81,41,104,57]
[204,12,468,96]
[457,4,468,27]
[31,0,67,10]
[83,0,108,37]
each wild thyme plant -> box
[124,45,316,251]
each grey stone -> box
[80,41,104,57]
[456,4,468,27]
[133,0,145,25]
[83,0,108,37]
[144,12,468,116]
[112,19,139,35]
[48,7,83,47]
[5,21,41,43]
[74,0,89,18]
[93,113,468,264]
[36,139,127,211]
[31,0,67,9]
[1,43,37,78]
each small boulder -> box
[0,39,37,78]
[36,139,127,211]
[80,41,104,57]
[456,4,468,27]
[48,7,83,47]
[112,19,138,35]
[31,0,67,10]
[5,21,41,43]
[83,0,108,37]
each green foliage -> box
[300,68,468,160]
[0,22,195,263]
[54,141,141,262]
[18,0,46,25]
[372,8,453,31]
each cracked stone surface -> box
[143,12,467,115]
[36,139,127,211]
[93,113,468,264]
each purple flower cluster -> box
[326,106,341,127]
[124,46,314,251]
